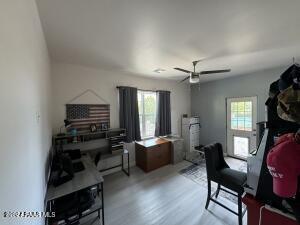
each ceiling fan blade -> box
[180,76,190,83]
[174,67,192,74]
[200,69,231,75]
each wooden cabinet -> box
[135,138,171,172]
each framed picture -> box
[90,123,97,133]
[100,122,108,131]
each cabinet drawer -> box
[135,139,171,172]
[159,143,170,164]
[147,144,170,171]
[147,145,162,163]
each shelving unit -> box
[53,128,126,147]
[46,155,105,225]
[107,131,126,155]
[50,193,103,225]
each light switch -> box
[36,111,41,124]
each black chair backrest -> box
[203,143,229,181]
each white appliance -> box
[181,117,201,155]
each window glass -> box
[230,101,252,131]
[234,136,249,157]
[138,91,156,138]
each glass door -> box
[226,97,257,159]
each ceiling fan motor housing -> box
[191,72,199,78]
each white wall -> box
[51,63,191,170]
[52,62,191,135]
[191,67,285,150]
[0,1,52,225]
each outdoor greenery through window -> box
[231,101,252,131]
[138,90,157,139]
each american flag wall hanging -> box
[66,104,110,132]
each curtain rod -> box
[116,86,170,93]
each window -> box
[138,91,157,139]
[233,136,249,158]
[230,101,252,131]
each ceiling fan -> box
[174,60,231,83]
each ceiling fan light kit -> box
[189,74,200,83]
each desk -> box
[46,155,104,225]
[135,138,171,172]
[53,129,130,176]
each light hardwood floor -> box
[102,160,247,225]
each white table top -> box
[46,154,104,202]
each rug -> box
[179,158,247,205]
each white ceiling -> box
[36,0,300,82]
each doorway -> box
[226,96,257,159]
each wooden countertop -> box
[136,138,170,148]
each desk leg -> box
[127,151,130,176]
[47,200,54,225]
[97,184,100,219]
[101,182,105,225]
[121,152,130,176]
[121,154,124,171]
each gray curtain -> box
[155,91,171,136]
[119,86,141,142]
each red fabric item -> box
[267,133,300,198]
[261,209,297,225]
[275,133,294,145]
[242,194,298,225]
[242,194,264,225]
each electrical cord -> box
[259,205,265,225]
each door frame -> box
[225,96,258,159]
